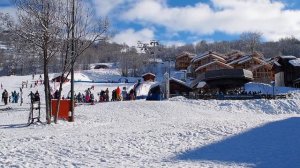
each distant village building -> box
[169,77,192,97]
[175,52,195,70]
[272,56,300,87]
[177,50,273,84]
[94,64,109,69]
[142,73,156,82]
[51,74,70,83]
[189,51,230,78]
[227,52,273,83]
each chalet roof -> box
[195,60,233,72]
[249,63,272,71]
[176,51,196,59]
[228,55,267,65]
[273,61,281,67]
[197,81,207,88]
[252,51,264,58]
[170,77,191,88]
[52,73,70,80]
[289,59,300,67]
[280,55,296,60]
[226,51,245,62]
[226,51,244,57]
[142,72,156,77]
[192,51,226,63]
[228,55,250,65]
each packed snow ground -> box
[1,72,300,167]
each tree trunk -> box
[43,48,51,124]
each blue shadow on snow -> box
[175,117,300,168]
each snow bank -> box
[169,96,300,114]
[244,82,299,95]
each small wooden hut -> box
[142,73,156,82]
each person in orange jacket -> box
[116,86,121,101]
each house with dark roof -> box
[272,56,300,87]
[227,52,273,83]
[175,52,196,70]
[142,73,156,82]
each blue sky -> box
[1,0,300,46]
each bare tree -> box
[14,0,67,124]
[240,32,262,53]
[53,0,108,123]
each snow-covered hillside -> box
[1,71,300,167]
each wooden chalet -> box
[228,52,273,83]
[169,77,192,97]
[142,73,156,82]
[226,51,245,63]
[272,56,300,87]
[51,74,70,83]
[190,51,230,78]
[194,60,233,77]
[175,52,195,70]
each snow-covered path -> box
[1,98,299,167]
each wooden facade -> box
[175,52,195,70]
[227,53,273,83]
[251,64,273,83]
[191,51,229,78]
[179,50,274,84]
[195,61,233,77]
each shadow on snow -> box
[0,123,28,129]
[175,117,300,168]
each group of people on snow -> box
[1,90,22,105]
[52,85,137,104]
[28,91,40,103]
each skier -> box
[54,90,60,99]
[129,89,135,100]
[13,91,17,103]
[77,92,82,103]
[34,91,40,102]
[85,88,91,103]
[90,93,95,105]
[111,90,116,101]
[105,88,109,102]
[28,91,35,102]
[2,89,8,105]
[15,92,19,103]
[122,87,127,101]
[116,86,121,101]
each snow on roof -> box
[273,61,281,67]
[250,63,272,71]
[142,72,156,77]
[228,55,251,65]
[289,59,300,67]
[52,73,71,79]
[170,77,191,88]
[197,81,207,88]
[238,56,252,64]
[192,51,226,63]
[176,52,196,59]
[280,55,296,59]
[195,61,233,72]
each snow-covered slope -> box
[1,73,300,167]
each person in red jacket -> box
[116,86,121,101]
